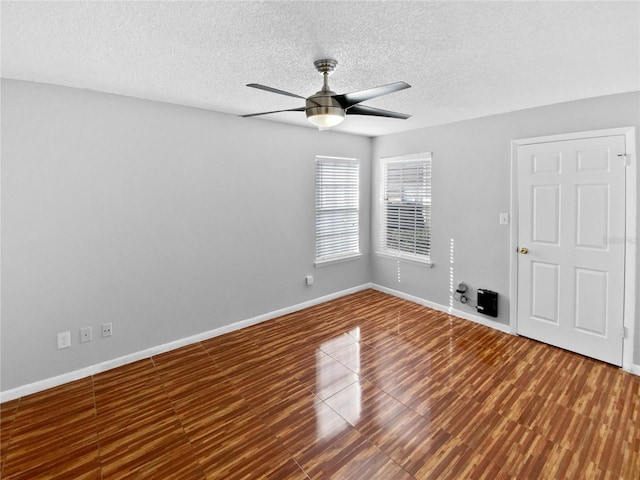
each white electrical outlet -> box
[57,331,71,349]
[305,275,314,286]
[80,326,92,343]
[101,323,113,337]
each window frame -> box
[377,152,433,265]
[314,156,361,267]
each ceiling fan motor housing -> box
[305,93,345,125]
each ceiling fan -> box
[241,59,411,129]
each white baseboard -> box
[0,284,373,403]
[627,363,640,376]
[372,284,640,377]
[371,283,512,334]
[3,281,637,402]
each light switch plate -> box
[499,213,509,226]
[57,331,71,349]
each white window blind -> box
[315,156,360,264]
[378,153,432,263]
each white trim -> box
[512,128,634,146]
[509,139,519,335]
[314,252,362,267]
[315,155,358,163]
[380,152,432,163]
[375,251,433,267]
[371,283,512,334]
[0,284,373,403]
[622,128,637,373]
[510,127,637,373]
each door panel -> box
[530,262,559,324]
[533,152,561,174]
[532,185,560,244]
[576,185,609,249]
[576,148,610,172]
[574,268,608,335]
[517,135,625,365]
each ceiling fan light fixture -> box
[306,106,345,129]
[306,90,345,129]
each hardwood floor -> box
[1,289,638,479]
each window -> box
[315,156,360,265]
[378,153,432,263]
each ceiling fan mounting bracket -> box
[313,59,338,75]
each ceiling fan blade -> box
[246,83,306,99]
[346,104,411,119]
[241,107,306,118]
[334,81,411,108]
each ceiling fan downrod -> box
[313,58,338,94]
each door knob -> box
[519,247,528,254]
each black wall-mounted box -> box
[477,289,498,317]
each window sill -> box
[375,251,433,267]
[314,253,363,268]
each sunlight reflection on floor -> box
[315,328,361,441]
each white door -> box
[517,135,626,365]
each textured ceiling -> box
[2,1,639,137]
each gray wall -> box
[372,91,640,362]
[1,79,371,391]
[2,79,638,394]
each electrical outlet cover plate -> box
[80,326,92,343]
[102,323,112,337]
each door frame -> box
[509,127,637,373]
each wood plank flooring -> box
[1,289,639,479]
